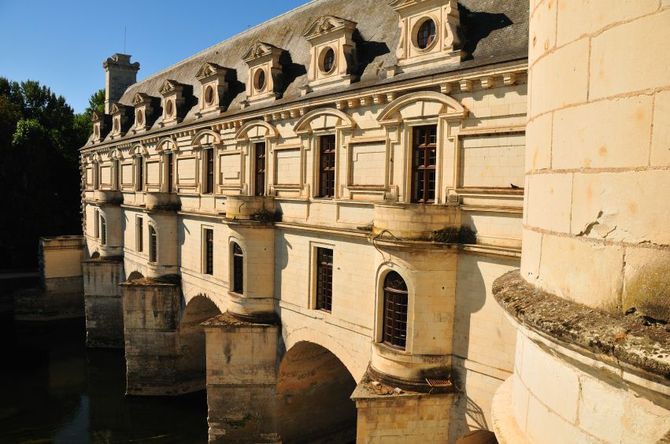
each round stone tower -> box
[492,1,670,443]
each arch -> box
[294,108,355,134]
[130,144,148,157]
[156,136,178,153]
[282,328,364,382]
[378,90,467,122]
[235,120,278,141]
[277,340,357,443]
[192,128,221,148]
[178,295,222,393]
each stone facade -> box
[80,0,530,442]
[492,1,670,443]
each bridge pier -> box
[83,257,125,348]
[203,313,281,444]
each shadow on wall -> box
[458,5,512,59]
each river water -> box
[0,315,208,443]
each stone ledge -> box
[493,271,670,381]
[201,311,279,328]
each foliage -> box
[0,78,98,270]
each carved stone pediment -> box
[196,62,229,82]
[304,16,357,41]
[242,42,282,63]
[132,92,153,106]
[159,79,184,96]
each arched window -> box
[382,271,408,349]
[149,225,158,263]
[232,243,244,294]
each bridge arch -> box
[276,340,358,443]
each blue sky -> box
[0,0,307,113]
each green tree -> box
[0,79,99,270]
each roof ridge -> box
[132,0,327,86]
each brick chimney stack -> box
[103,54,140,114]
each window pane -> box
[319,135,336,198]
[382,271,408,349]
[316,248,333,312]
[233,243,244,294]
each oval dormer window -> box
[136,109,144,126]
[254,68,266,92]
[165,100,174,118]
[93,125,100,139]
[204,85,215,106]
[113,118,120,132]
[416,18,437,50]
[320,47,336,74]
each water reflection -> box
[0,316,207,443]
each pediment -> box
[388,0,422,10]
[110,103,125,115]
[196,62,227,81]
[91,111,102,122]
[132,92,153,107]
[304,15,357,40]
[242,42,281,63]
[159,79,184,96]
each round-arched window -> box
[254,68,266,92]
[321,47,336,74]
[416,18,437,50]
[232,242,244,294]
[382,271,408,349]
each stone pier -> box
[83,257,125,348]
[203,313,281,444]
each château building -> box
[77,0,669,443]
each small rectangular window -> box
[149,226,157,263]
[93,209,100,238]
[254,142,266,197]
[204,149,214,194]
[318,135,336,198]
[100,216,107,246]
[315,248,333,312]
[411,125,437,204]
[204,228,214,275]
[136,217,143,252]
[136,156,144,192]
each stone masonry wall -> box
[521,0,670,317]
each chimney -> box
[103,54,140,114]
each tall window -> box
[149,225,157,263]
[114,160,121,190]
[203,149,214,194]
[254,142,266,196]
[315,248,333,312]
[94,164,100,190]
[166,152,174,193]
[411,125,437,203]
[232,243,244,294]
[382,271,408,349]
[136,217,143,252]
[100,216,107,246]
[93,209,100,238]
[204,228,214,275]
[318,135,336,198]
[136,156,144,191]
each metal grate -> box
[255,143,266,196]
[232,243,244,294]
[411,125,437,204]
[316,248,333,312]
[382,271,408,349]
[319,135,336,198]
[204,229,214,275]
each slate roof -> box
[112,0,528,131]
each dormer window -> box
[241,42,284,108]
[302,16,357,95]
[109,103,132,139]
[388,0,462,75]
[91,111,111,144]
[131,93,159,133]
[195,62,229,117]
[159,79,189,126]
